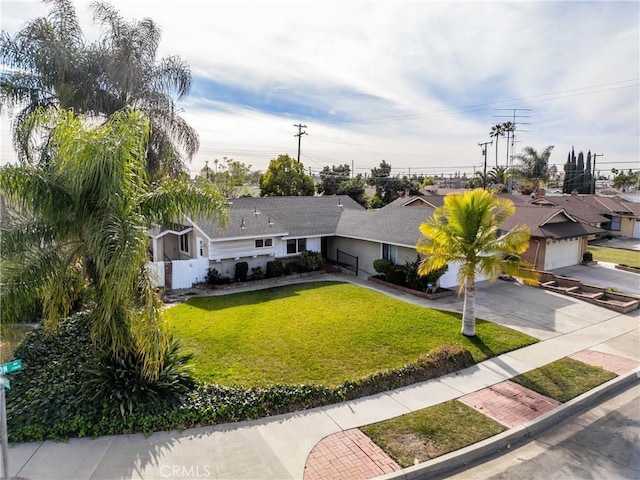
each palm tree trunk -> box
[461,279,476,336]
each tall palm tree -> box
[0,0,197,179]
[489,124,504,167]
[0,108,227,379]
[502,122,515,164]
[417,189,538,336]
[514,145,554,186]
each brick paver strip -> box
[569,349,640,375]
[303,428,401,480]
[459,380,561,429]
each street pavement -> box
[4,266,640,480]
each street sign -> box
[0,378,8,390]
[0,359,22,375]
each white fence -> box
[148,258,209,290]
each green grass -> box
[167,281,537,387]
[510,357,616,402]
[361,401,506,468]
[360,356,617,467]
[588,245,640,267]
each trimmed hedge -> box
[6,314,475,442]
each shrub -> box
[387,268,406,285]
[373,259,395,280]
[206,268,220,285]
[81,338,194,417]
[300,250,324,271]
[234,261,249,282]
[289,262,307,274]
[266,260,284,278]
[582,251,593,262]
[250,266,265,280]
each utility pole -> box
[478,141,492,190]
[592,153,604,194]
[293,124,308,163]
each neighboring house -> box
[580,195,640,238]
[500,205,603,270]
[529,190,609,233]
[148,192,606,290]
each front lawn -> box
[588,245,640,267]
[168,281,537,387]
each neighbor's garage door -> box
[544,238,580,270]
[632,219,640,238]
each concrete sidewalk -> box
[5,274,640,480]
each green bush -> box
[387,268,406,285]
[206,268,220,285]
[234,261,249,282]
[250,266,265,280]
[266,260,284,278]
[582,251,593,262]
[373,259,395,280]
[81,338,194,417]
[300,250,324,271]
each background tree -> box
[416,189,538,336]
[0,0,197,179]
[336,174,367,207]
[259,154,315,196]
[612,171,638,192]
[489,124,504,167]
[0,108,228,381]
[198,157,252,198]
[514,145,554,186]
[502,121,515,167]
[317,164,351,195]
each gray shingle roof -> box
[336,205,435,246]
[501,204,604,238]
[194,195,364,240]
[530,195,609,224]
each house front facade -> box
[149,192,609,290]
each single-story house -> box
[148,192,604,290]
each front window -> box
[255,238,273,248]
[382,243,397,263]
[287,238,306,254]
[179,233,189,253]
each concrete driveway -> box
[591,236,640,251]
[550,262,639,296]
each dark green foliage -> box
[300,250,324,271]
[207,268,220,285]
[250,266,265,280]
[234,262,248,282]
[387,268,406,285]
[81,338,194,417]
[373,259,395,280]
[582,251,593,262]
[399,256,448,291]
[266,260,284,278]
[7,313,196,441]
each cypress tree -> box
[562,152,571,194]
[584,151,593,194]
[576,151,585,193]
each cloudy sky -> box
[1,0,638,178]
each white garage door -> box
[633,219,640,239]
[544,238,580,270]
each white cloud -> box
[1,0,638,177]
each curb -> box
[375,368,639,480]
